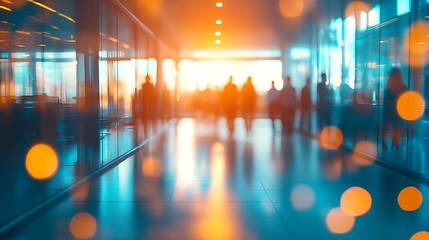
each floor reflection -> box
[9,118,429,239]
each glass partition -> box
[0,0,177,229]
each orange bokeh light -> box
[340,187,372,217]
[136,0,161,17]
[397,91,425,121]
[320,126,343,149]
[402,21,429,67]
[25,143,58,180]
[398,186,423,211]
[326,207,355,234]
[345,1,371,17]
[69,212,97,239]
[345,1,370,30]
[351,140,376,166]
[411,231,429,240]
[279,0,304,18]
[142,156,163,178]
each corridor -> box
[10,118,429,239]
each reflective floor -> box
[9,118,429,239]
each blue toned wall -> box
[286,0,429,177]
[0,0,178,229]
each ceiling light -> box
[215,19,222,25]
[215,40,221,45]
[215,31,221,36]
[28,0,57,13]
[216,2,223,7]
[0,5,12,11]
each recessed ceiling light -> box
[216,2,223,7]
[215,31,221,36]
[215,39,221,45]
[215,19,222,25]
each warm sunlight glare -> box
[340,187,372,216]
[326,207,355,234]
[69,212,97,239]
[398,186,423,211]
[193,141,248,240]
[320,126,343,150]
[176,119,197,188]
[397,91,425,121]
[178,60,282,93]
[25,143,58,180]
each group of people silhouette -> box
[190,67,408,148]
[135,74,172,125]
[194,73,332,136]
[266,73,331,136]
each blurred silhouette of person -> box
[266,80,279,130]
[382,67,406,150]
[278,76,296,135]
[299,77,312,133]
[141,74,156,123]
[221,76,239,135]
[241,76,257,133]
[317,73,332,131]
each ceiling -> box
[0,0,319,59]
[133,0,318,59]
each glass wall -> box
[0,0,79,227]
[0,0,177,228]
[305,0,429,177]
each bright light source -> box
[215,31,221,36]
[0,5,12,11]
[290,48,310,59]
[368,5,380,27]
[189,50,282,59]
[397,0,410,16]
[215,39,221,45]
[216,2,223,7]
[216,19,222,25]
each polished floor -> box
[8,118,429,239]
